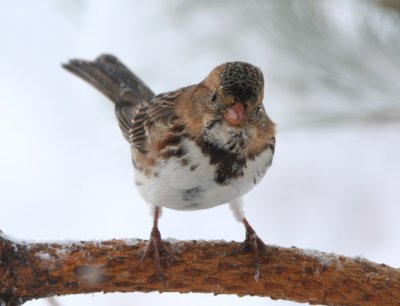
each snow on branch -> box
[0,231,399,306]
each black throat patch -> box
[197,138,246,185]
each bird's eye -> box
[210,92,218,102]
[255,106,263,116]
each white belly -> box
[134,140,273,211]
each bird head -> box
[189,61,272,154]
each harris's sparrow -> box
[63,55,276,281]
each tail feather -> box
[63,54,155,141]
[63,54,154,105]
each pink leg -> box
[141,206,174,285]
[237,217,267,281]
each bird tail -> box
[63,54,154,140]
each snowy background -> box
[1,1,399,305]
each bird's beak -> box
[223,103,245,125]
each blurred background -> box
[1,0,399,305]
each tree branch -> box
[1,231,399,305]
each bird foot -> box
[236,219,268,281]
[140,226,175,286]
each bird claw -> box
[238,231,267,281]
[140,226,176,287]
[234,220,268,281]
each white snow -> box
[35,252,52,260]
[123,238,142,246]
[301,249,341,270]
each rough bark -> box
[1,232,399,306]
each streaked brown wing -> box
[129,88,186,154]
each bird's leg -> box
[141,206,174,285]
[238,217,267,281]
[229,198,267,281]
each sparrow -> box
[63,54,276,282]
